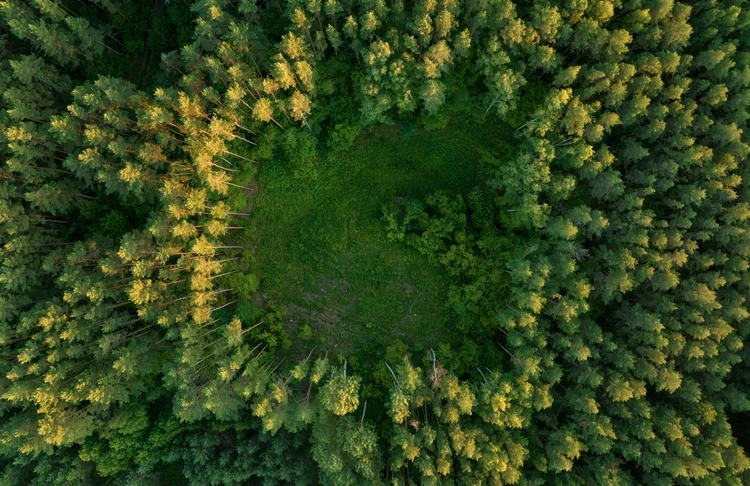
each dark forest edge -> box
[1,0,750,484]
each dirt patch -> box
[280,279,362,353]
[286,303,343,329]
[401,282,416,295]
[251,290,266,309]
[245,179,258,198]
[368,124,400,141]
[242,179,259,214]
[284,301,358,354]
[243,179,262,307]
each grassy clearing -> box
[251,116,501,358]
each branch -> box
[408,291,423,314]
[385,361,399,388]
[515,117,538,131]
[476,367,488,385]
[485,94,500,114]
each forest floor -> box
[251,116,500,361]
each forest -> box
[1,0,749,484]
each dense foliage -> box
[1,0,750,484]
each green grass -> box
[251,117,501,358]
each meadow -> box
[252,117,495,359]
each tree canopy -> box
[1,0,750,484]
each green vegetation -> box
[254,119,488,355]
[2,0,750,485]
